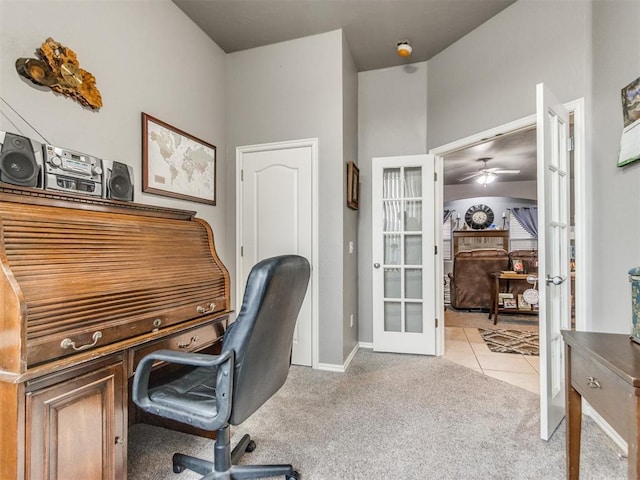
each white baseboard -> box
[316,342,368,373]
[358,342,373,349]
[583,400,628,457]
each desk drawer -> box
[129,321,225,377]
[570,348,632,439]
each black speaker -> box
[104,160,134,201]
[0,131,42,187]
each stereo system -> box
[0,131,134,201]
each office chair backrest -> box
[221,255,310,425]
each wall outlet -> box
[350,314,354,328]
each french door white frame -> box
[429,98,587,357]
[235,138,320,369]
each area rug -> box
[478,328,539,355]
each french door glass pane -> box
[384,268,401,298]
[384,200,402,231]
[405,303,423,333]
[404,235,422,265]
[384,302,401,332]
[383,168,401,199]
[405,200,422,231]
[404,167,422,197]
[405,269,422,299]
[384,234,401,265]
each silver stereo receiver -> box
[44,144,103,197]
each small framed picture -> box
[512,258,524,273]
[503,298,517,309]
[498,292,514,306]
[347,161,359,210]
[517,294,531,310]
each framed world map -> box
[142,113,216,205]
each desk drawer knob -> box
[178,336,199,349]
[586,376,601,389]
[197,303,216,314]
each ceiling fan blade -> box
[493,169,520,174]
[458,172,482,182]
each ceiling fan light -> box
[476,173,497,186]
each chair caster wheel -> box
[245,440,256,452]
[286,471,300,480]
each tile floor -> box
[444,326,540,394]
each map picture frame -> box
[142,113,216,205]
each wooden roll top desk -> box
[0,185,231,480]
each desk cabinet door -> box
[26,360,126,480]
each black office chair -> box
[132,255,311,480]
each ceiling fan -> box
[458,158,520,186]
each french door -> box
[372,155,436,355]
[537,83,572,440]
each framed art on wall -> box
[142,113,217,205]
[347,161,359,210]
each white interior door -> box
[236,139,316,366]
[372,154,436,355]
[536,83,572,441]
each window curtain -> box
[511,207,538,238]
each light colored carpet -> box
[128,350,625,480]
[479,328,539,355]
[445,307,540,331]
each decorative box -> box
[630,267,640,344]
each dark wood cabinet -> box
[0,185,230,480]
[562,331,640,479]
[26,356,126,480]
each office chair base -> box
[172,428,299,480]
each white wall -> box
[226,30,355,366]
[342,32,359,360]
[357,62,427,343]
[0,0,229,261]
[590,1,640,332]
[444,180,537,203]
[427,0,591,148]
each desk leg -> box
[566,345,581,480]
[492,276,500,325]
[631,399,639,479]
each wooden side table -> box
[562,331,640,479]
[488,272,538,325]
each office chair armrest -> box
[131,349,234,430]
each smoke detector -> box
[396,41,412,57]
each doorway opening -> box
[431,99,586,395]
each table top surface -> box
[562,330,640,387]
[490,271,536,279]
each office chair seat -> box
[132,255,310,480]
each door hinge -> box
[241,169,244,181]
[434,172,437,182]
[240,246,243,257]
[435,318,439,328]
[568,137,575,152]
[434,245,438,255]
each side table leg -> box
[566,345,581,480]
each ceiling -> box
[173,0,533,186]
[172,0,516,72]
[443,127,537,186]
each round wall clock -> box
[465,204,494,230]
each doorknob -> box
[546,275,566,285]
[374,263,381,269]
